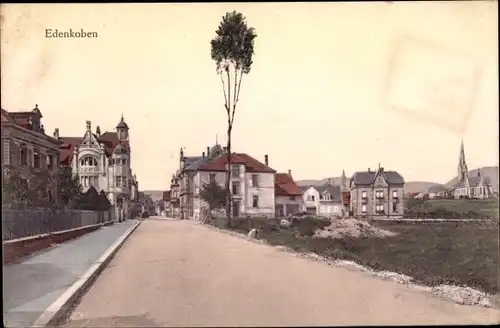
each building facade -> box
[56,115,135,221]
[275,170,303,217]
[349,165,405,219]
[1,105,62,206]
[301,180,344,217]
[451,140,494,199]
[170,143,276,220]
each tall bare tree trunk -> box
[225,126,232,228]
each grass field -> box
[214,217,499,295]
[407,198,499,219]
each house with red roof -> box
[54,115,139,221]
[170,143,277,220]
[1,105,63,206]
[275,170,303,216]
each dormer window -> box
[361,191,367,199]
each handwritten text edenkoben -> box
[45,29,98,39]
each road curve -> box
[61,218,499,327]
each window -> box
[361,191,367,199]
[252,174,259,187]
[20,144,28,166]
[375,191,384,199]
[392,190,398,199]
[121,158,127,165]
[392,202,397,213]
[209,173,216,183]
[116,176,122,187]
[231,165,239,178]
[252,195,259,208]
[33,149,41,168]
[323,193,330,201]
[47,154,54,170]
[376,204,384,213]
[48,189,53,203]
[289,196,296,201]
[361,204,367,213]
[232,182,240,195]
[80,156,98,166]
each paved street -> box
[62,218,499,327]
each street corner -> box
[381,33,483,135]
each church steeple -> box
[458,139,468,183]
[341,169,347,190]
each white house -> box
[301,180,343,217]
[172,143,276,220]
[56,116,137,221]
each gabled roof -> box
[59,137,82,165]
[58,131,129,164]
[351,169,405,186]
[198,152,275,173]
[275,173,302,196]
[185,156,210,171]
[317,184,342,202]
[299,185,310,194]
[455,175,492,188]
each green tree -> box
[199,180,228,223]
[59,165,83,208]
[2,169,30,209]
[210,11,257,226]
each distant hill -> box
[296,166,499,194]
[141,190,164,202]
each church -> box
[451,140,493,199]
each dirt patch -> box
[313,217,397,239]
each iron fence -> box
[2,208,113,241]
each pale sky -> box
[1,2,498,190]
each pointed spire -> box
[341,169,347,189]
[458,139,468,183]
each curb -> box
[30,220,142,327]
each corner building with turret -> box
[54,115,139,221]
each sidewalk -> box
[3,220,138,328]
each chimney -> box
[96,125,101,138]
[328,178,333,185]
[207,146,210,157]
[368,168,371,172]
[202,152,205,158]
[288,169,292,176]
[53,128,59,139]
[477,169,481,177]
[223,146,227,152]
[86,120,91,132]
[264,154,269,166]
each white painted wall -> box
[193,169,275,218]
[302,186,319,214]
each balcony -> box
[81,166,100,173]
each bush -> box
[290,216,331,236]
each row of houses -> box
[1,105,139,220]
[159,143,406,220]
